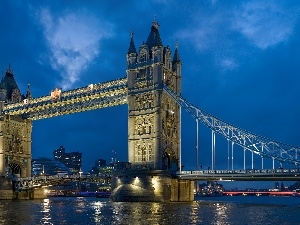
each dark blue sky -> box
[1,0,300,186]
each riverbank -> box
[223,191,296,196]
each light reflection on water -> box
[0,196,298,225]
[91,201,105,224]
[40,198,51,224]
[214,202,230,225]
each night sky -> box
[1,1,300,189]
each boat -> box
[95,191,111,198]
[292,189,300,197]
[46,190,66,197]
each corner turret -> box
[26,83,32,99]
[127,31,137,67]
[0,64,24,103]
[172,42,181,65]
[172,42,182,95]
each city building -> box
[53,146,82,174]
[96,159,107,167]
[88,158,113,189]
[31,157,71,176]
[89,158,113,175]
[89,158,106,174]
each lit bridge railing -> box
[164,86,300,167]
[13,174,111,191]
[177,169,300,181]
[3,77,128,120]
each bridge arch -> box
[8,162,21,176]
[162,148,177,171]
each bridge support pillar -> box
[0,177,47,200]
[12,187,47,200]
[110,170,194,202]
[0,177,13,199]
[170,179,194,202]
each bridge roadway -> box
[14,174,110,191]
[14,168,300,191]
[176,168,300,181]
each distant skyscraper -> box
[89,158,115,177]
[53,146,65,161]
[89,158,107,174]
[53,146,82,174]
[95,159,107,167]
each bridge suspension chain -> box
[164,85,300,167]
[3,77,128,120]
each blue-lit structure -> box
[31,157,71,176]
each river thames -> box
[0,196,299,225]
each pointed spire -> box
[172,41,181,63]
[153,15,158,29]
[127,31,137,55]
[0,64,20,102]
[146,20,163,49]
[6,63,13,76]
[26,82,32,99]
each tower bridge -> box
[0,21,299,201]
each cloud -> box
[219,58,238,71]
[176,14,222,51]
[176,10,240,74]
[38,8,113,89]
[175,1,299,77]
[210,0,218,6]
[232,1,297,49]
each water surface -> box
[0,196,299,225]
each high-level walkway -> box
[3,78,127,120]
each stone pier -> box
[13,187,47,200]
[0,177,47,200]
[110,170,194,202]
[0,177,14,199]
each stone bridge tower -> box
[127,20,182,171]
[111,21,193,202]
[0,65,32,178]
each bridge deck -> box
[13,174,110,191]
[177,169,300,181]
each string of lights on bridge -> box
[3,77,128,120]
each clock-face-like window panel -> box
[139,49,148,63]
[154,50,161,62]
